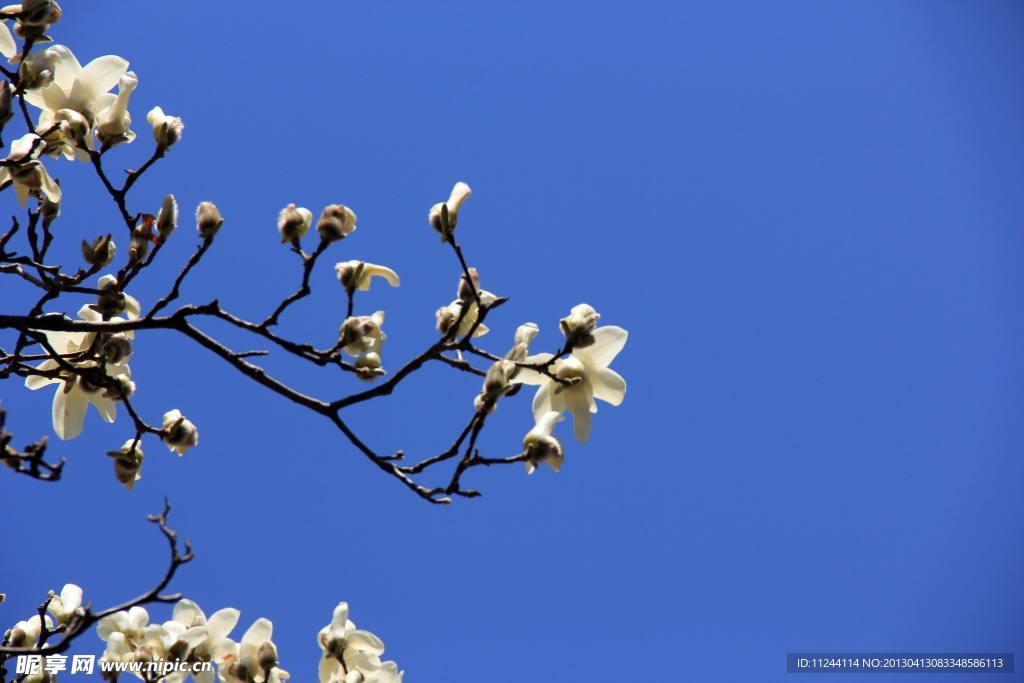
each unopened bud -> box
[0,82,13,128]
[81,234,116,268]
[102,376,135,402]
[435,304,458,336]
[107,439,143,490]
[11,0,62,39]
[156,194,177,240]
[277,203,312,244]
[457,267,480,302]
[146,106,184,149]
[428,181,471,240]
[559,304,600,348]
[99,334,132,365]
[317,204,356,242]
[54,108,89,148]
[41,193,60,227]
[195,201,222,239]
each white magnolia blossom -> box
[24,45,128,128]
[147,105,184,148]
[428,181,471,238]
[0,132,61,206]
[435,290,499,339]
[513,318,627,443]
[219,618,288,683]
[8,614,53,647]
[162,409,198,455]
[317,204,356,242]
[23,302,135,440]
[559,303,601,347]
[277,203,312,243]
[162,600,241,683]
[46,583,83,625]
[334,260,400,293]
[317,602,400,683]
[98,605,188,679]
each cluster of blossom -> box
[2,586,401,683]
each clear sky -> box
[3,1,1024,681]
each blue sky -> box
[3,1,1024,680]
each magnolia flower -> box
[435,290,499,339]
[147,106,184,148]
[334,261,400,293]
[0,132,61,206]
[513,323,627,443]
[219,618,287,683]
[107,439,143,490]
[317,603,396,683]
[97,605,151,641]
[339,312,385,357]
[95,70,137,147]
[24,305,133,440]
[161,600,240,683]
[476,359,515,412]
[277,203,312,243]
[317,204,356,242]
[523,411,565,474]
[25,45,128,128]
[8,614,53,647]
[95,274,141,319]
[40,107,90,160]
[196,201,223,239]
[45,583,83,625]
[162,409,198,455]
[428,181,471,239]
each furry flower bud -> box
[81,234,116,268]
[277,203,313,243]
[523,411,565,474]
[146,106,184,149]
[107,439,143,490]
[428,181,471,240]
[317,204,357,242]
[162,410,198,456]
[195,201,223,239]
[156,194,177,240]
[559,303,600,348]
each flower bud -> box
[102,376,135,402]
[41,192,60,227]
[94,274,128,316]
[195,201,223,239]
[354,351,383,381]
[0,82,13,129]
[429,181,471,240]
[457,267,479,302]
[10,0,62,39]
[99,333,132,365]
[161,409,198,456]
[146,106,183,149]
[107,439,143,491]
[81,234,116,268]
[339,311,385,356]
[277,203,312,244]
[156,194,177,240]
[53,108,89,148]
[17,46,59,90]
[477,359,514,411]
[317,204,356,242]
[559,303,600,348]
[505,322,539,363]
[257,641,278,670]
[96,71,138,149]
[435,304,458,336]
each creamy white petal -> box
[346,629,385,655]
[206,608,240,641]
[509,353,554,386]
[172,600,204,628]
[319,656,339,683]
[531,381,567,421]
[79,55,129,97]
[127,605,149,631]
[591,367,626,406]
[50,46,83,94]
[97,611,129,640]
[578,325,628,368]
[241,618,272,646]
[564,390,593,443]
[53,387,87,440]
[0,22,15,59]
[60,584,83,613]
[24,359,60,389]
[90,392,117,423]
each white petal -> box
[0,22,15,59]
[24,360,60,389]
[346,629,385,656]
[97,612,129,640]
[60,584,83,613]
[50,46,83,94]
[579,326,628,368]
[90,392,117,423]
[127,605,149,631]
[318,655,339,683]
[195,668,215,683]
[39,165,61,203]
[564,390,593,443]
[79,55,129,97]
[510,353,554,386]
[206,608,240,641]
[531,381,565,421]
[241,618,272,646]
[53,387,87,440]
[172,600,204,628]
[591,367,626,406]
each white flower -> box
[8,614,53,647]
[219,618,283,683]
[196,201,223,239]
[0,132,61,206]
[334,261,400,293]
[317,204,356,242]
[435,290,499,339]
[523,411,565,474]
[339,312,385,357]
[512,324,627,443]
[96,274,142,319]
[559,303,601,347]
[25,45,128,127]
[428,181,471,239]
[47,583,83,625]
[162,600,239,683]
[146,106,184,148]
[277,203,313,243]
[23,304,134,440]
[162,409,198,455]
[96,70,137,147]
[317,603,395,683]
[97,605,151,641]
